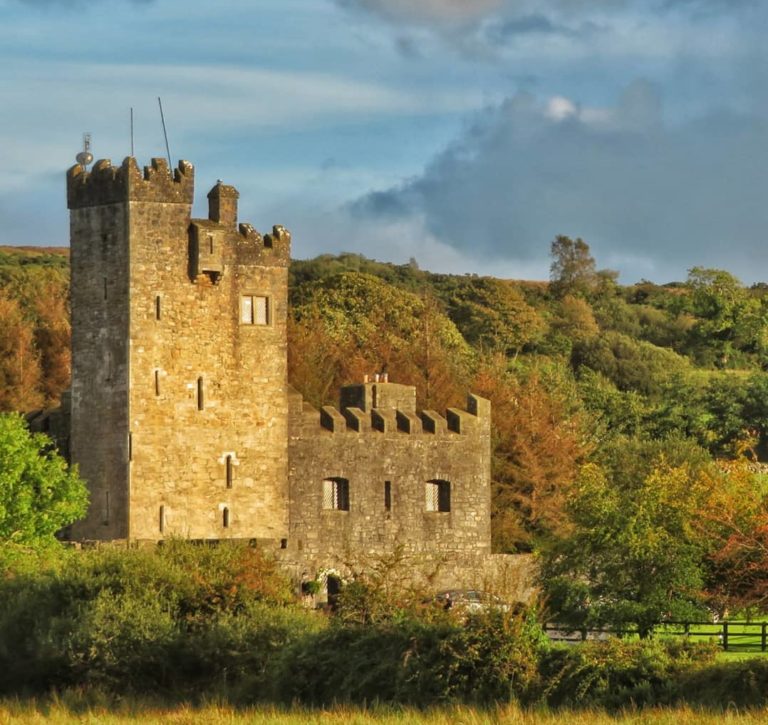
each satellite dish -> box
[76,133,93,169]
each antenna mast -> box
[76,133,93,170]
[158,97,172,168]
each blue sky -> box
[2,0,767,283]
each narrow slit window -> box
[159,505,166,533]
[197,377,204,410]
[103,491,110,526]
[103,277,108,300]
[322,477,350,511]
[155,296,161,320]
[425,479,451,513]
[154,370,160,396]
[222,506,230,528]
[208,235,214,254]
[226,455,233,489]
[241,295,270,325]
[384,480,392,512]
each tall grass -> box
[1,700,768,725]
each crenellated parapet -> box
[291,381,490,438]
[188,178,291,280]
[67,157,194,209]
[234,224,291,267]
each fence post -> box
[722,622,728,651]
[762,623,767,653]
[684,622,690,638]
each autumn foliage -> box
[0,249,69,412]
[8,241,768,622]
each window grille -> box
[322,477,350,511]
[425,479,451,512]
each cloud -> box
[336,0,757,61]
[334,0,503,27]
[350,80,768,284]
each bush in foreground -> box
[0,541,319,697]
[274,608,543,706]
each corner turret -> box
[207,181,239,228]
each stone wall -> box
[68,198,131,539]
[67,158,291,541]
[287,383,492,566]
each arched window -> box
[322,477,349,511]
[425,479,451,512]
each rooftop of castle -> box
[67,157,194,209]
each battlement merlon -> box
[290,385,490,436]
[67,157,194,209]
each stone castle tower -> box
[63,156,501,591]
[67,157,291,542]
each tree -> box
[551,295,599,343]
[0,293,43,412]
[685,267,768,367]
[472,356,589,552]
[0,413,87,545]
[288,272,472,410]
[32,279,71,405]
[695,461,768,614]
[549,235,598,299]
[572,331,691,398]
[540,439,714,636]
[445,278,546,356]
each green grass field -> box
[655,622,768,654]
[548,621,768,654]
[1,701,768,725]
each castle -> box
[61,156,509,588]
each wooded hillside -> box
[6,240,768,622]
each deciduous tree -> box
[0,413,87,545]
[549,235,598,299]
[541,439,715,635]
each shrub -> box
[677,657,768,709]
[274,607,544,706]
[0,542,312,697]
[536,639,717,710]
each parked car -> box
[434,589,509,613]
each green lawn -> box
[655,622,768,653]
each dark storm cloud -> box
[351,81,768,283]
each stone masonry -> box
[64,157,500,588]
[67,157,290,542]
[288,382,491,562]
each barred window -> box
[323,477,350,511]
[425,479,451,512]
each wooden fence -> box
[544,621,768,652]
